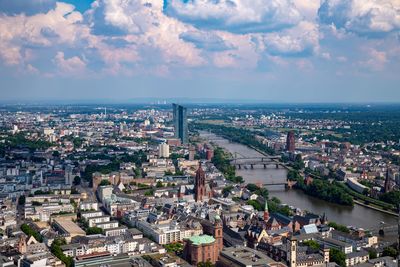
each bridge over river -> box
[230,156,282,169]
[228,155,295,187]
[200,131,398,230]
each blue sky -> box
[0,0,399,103]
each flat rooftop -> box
[54,218,86,236]
[220,246,275,266]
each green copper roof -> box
[188,235,215,245]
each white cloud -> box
[164,0,302,33]
[319,0,400,35]
[211,32,260,69]
[0,0,396,78]
[359,48,388,71]
[87,0,162,35]
[261,21,320,56]
[0,2,85,66]
[180,31,233,51]
[53,52,86,74]
[88,0,205,69]
[292,0,320,21]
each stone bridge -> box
[229,156,283,170]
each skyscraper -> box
[286,131,295,152]
[173,103,188,144]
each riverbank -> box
[198,129,398,227]
[251,137,398,216]
[353,200,398,217]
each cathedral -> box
[194,163,211,202]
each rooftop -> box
[54,218,86,235]
[188,235,215,245]
[220,246,275,266]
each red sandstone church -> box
[194,163,212,202]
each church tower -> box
[287,236,297,267]
[384,167,392,193]
[264,200,270,221]
[17,235,27,254]
[214,215,224,254]
[195,163,206,202]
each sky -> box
[0,0,399,103]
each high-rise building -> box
[65,165,73,185]
[173,103,188,144]
[159,143,170,158]
[286,131,295,152]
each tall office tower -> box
[173,103,188,144]
[286,131,296,152]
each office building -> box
[159,143,170,158]
[173,103,188,144]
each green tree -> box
[222,186,233,195]
[144,189,154,196]
[368,250,377,259]
[303,240,320,251]
[73,176,81,186]
[86,227,103,235]
[197,260,215,267]
[328,222,350,233]
[246,183,260,192]
[175,170,184,175]
[99,179,111,186]
[382,246,398,257]
[18,195,26,205]
[379,191,400,206]
[164,242,184,253]
[73,137,83,148]
[164,170,174,176]
[21,224,43,242]
[32,201,42,206]
[247,200,262,211]
[51,238,74,267]
[330,248,346,267]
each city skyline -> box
[1,0,400,103]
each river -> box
[200,132,397,230]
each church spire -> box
[264,200,269,221]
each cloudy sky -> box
[0,0,399,103]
